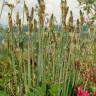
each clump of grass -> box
[0,0,96,96]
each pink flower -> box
[76,85,90,96]
[77,90,90,96]
[94,91,96,96]
[83,91,90,96]
[77,85,84,96]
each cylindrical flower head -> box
[49,14,54,29]
[64,6,69,17]
[24,3,29,21]
[41,2,45,14]
[16,12,19,25]
[76,19,80,33]
[34,19,38,32]
[19,19,22,32]
[28,16,33,33]
[38,0,45,26]
[39,0,45,14]
[61,0,66,14]
[69,11,73,25]
[68,11,73,32]
[5,2,14,9]
[8,13,13,32]
[37,0,40,5]
[61,0,69,25]
[31,7,34,20]
[80,10,84,25]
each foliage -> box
[0,0,96,96]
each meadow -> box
[0,0,96,96]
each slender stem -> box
[28,33,31,89]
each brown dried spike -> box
[77,19,79,25]
[67,11,74,32]
[80,10,83,15]
[38,0,45,14]
[38,0,45,26]
[68,11,73,26]
[8,13,11,31]
[5,2,14,9]
[61,1,69,25]
[61,1,66,11]
[28,17,33,33]
[63,6,69,19]
[37,0,40,4]
[24,3,29,21]
[19,19,22,32]
[61,0,66,5]
[19,19,21,25]
[69,11,73,23]
[41,1,45,13]
[61,0,69,21]
[8,13,13,32]
[8,13,11,21]
[31,7,34,20]
[61,1,64,13]
[65,0,67,4]
[49,14,54,28]
[29,24,33,33]
[76,19,80,33]
[34,19,38,32]
[16,12,19,25]
[80,10,84,25]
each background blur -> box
[0,0,80,26]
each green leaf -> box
[92,16,96,20]
[0,91,8,96]
[26,92,35,96]
[49,84,60,96]
[27,83,46,96]
[35,84,46,96]
[0,49,10,62]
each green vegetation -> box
[0,0,96,96]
